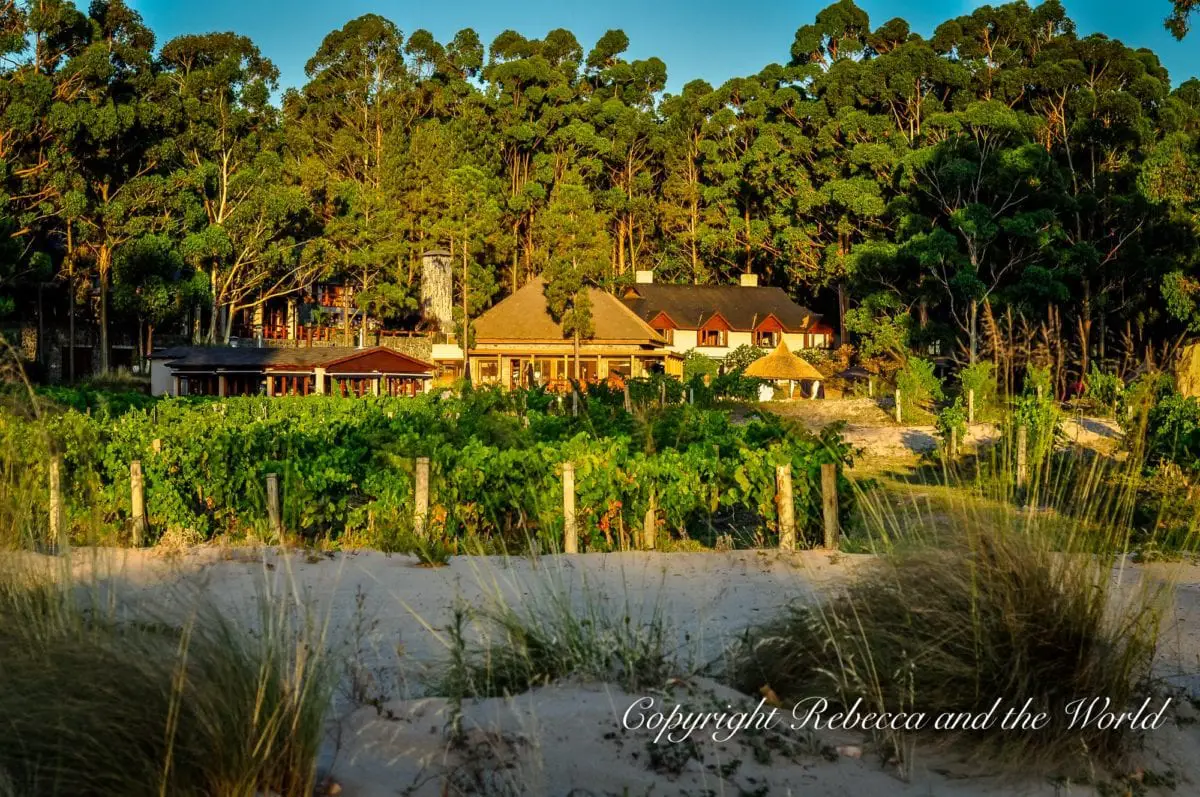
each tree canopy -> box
[1,0,1199,390]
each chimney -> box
[419,250,454,333]
[739,273,759,288]
[635,270,654,284]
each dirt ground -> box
[765,398,1124,466]
[32,546,1200,797]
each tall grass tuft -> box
[0,561,335,797]
[732,402,1187,772]
[435,563,674,701]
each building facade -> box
[621,271,834,362]
[150,346,435,398]
[466,277,683,389]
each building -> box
[149,346,435,398]
[467,277,683,388]
[620,271,833,362]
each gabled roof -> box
[152,346,434,374]
[622,284,820,333]
[473,277,666,345]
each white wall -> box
[665,330,830,360]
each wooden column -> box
[894,388,902,424]
[777,465,796,551]
[562,462,577,554]
[821,462,839,550]
[217,374,228,398]
[967,389,975,424]
[414,457,430,537]
[130,460,146,546]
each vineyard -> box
[1,380,853,552]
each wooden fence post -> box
[1016,426,1028,488]
[820,463,839,550]
[894,389,903,424]
[642,486,657,550]
[562,461,577,554]
[572,389,580,417]
[967,389,975,425]
[949,427,958,460]
[50,457,65,553]
[414,457,430,538]
[130,460,146,547]
[623,384,633,413]
[777,465,796,552]
[688,387,694,406]
[867,377,874,398]
[266,473,282,539]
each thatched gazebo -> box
[744,340,825,399]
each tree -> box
[159,31,311,343]
[51,0,168,373]
[435,165,502,379]
[534,176,609,373]
[1168,1,1198,38]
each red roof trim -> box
[698,311,732,332]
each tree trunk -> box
[462,247,471,383]
[837,282,847,345]
[67,228,76,382]
[98,247,111,375]
[968,300,979,365]
[207,266,219,343]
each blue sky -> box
[130,0,1199,95]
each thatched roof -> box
[743,341,825,381]
[474,277,666,345]
[622,283,821,331]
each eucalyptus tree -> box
[898,101,1062,364]
[583,29,666,278]
[159,32,314,342]
[534,174,609,372]
[483,28,584,291]
[50,0,169,373]
[658,79,718,283]
[286,14,420,341]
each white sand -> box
[40,547,1200,796]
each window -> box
[698,329,727,347]
[655,327,674,345]
[753,331,778,348]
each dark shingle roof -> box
[151,346,433,373]
[622,284,821,332]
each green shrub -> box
[1085,366,1124,414]
[958,361,998,418]
[935,397,968,453]
[682,349,718,382]
[722,344,765,374]
[895,357,943,411]
[1146,391,1200,474]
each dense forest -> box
[1,0,1199,386]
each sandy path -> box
[37,547,1200,796]
[764,398,1124,461]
